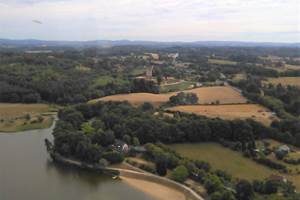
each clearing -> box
[89,86,247,106]
[167,104,276,125]
[0,103,57,132]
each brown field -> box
[89,86,247,106]
[265,77,300,87]
[231,73,247,82]
[0,103,56,132]
[168,104,276,125]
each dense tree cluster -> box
[168,92,198,106]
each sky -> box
[0,0,299,42]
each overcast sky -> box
[0,0,299,42]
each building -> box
[277,145,290,154]
[112,140,129,154]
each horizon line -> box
[1,38,299,44]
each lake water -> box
[0,123,154,200]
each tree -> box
[169,92,198,106]
[92,130,115,146]
[264,180,279,194]
[204,175,223,194]
[102,151,124,164]
[236,180,254,200]
[132,137,140,146]
[156,161,167,176]
[171,165,189,183]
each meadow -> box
[168,104,276,125]
[168,143,300,190]
[0,103,56,132]
[90,86,247,106]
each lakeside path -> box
[108,163,204,200]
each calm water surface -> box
[0,123,154,200]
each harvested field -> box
[0,103,56,132]
[168,104,276,125]
[265,77,300,87]
[89,86,247,106]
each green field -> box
[168,143,300,190]
[169,143,275,180]
[160,81,195,93]
[93,75,129,87]
[0,103,57,132]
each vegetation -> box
[0,103,56,132]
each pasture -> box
[168,104,276,125]
[265,77,300,87]
[168,143,300,190]
[89,86,247,106]
[169,143,275,180]
[0,103,56,132]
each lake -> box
[0,122,155,200]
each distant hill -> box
[0,38,299,48]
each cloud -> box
[0,0,299,42]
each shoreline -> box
[48,151,204,200]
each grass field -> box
[93,75,129,87]
[160,81,195,93]
[89,86,247,106]
[265,77,300,87]
[168,104,276,125]
[0,103,57,132]
[168,143,300,190]
[208,59,237,65]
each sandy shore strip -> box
[122,176,186,200]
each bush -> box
[170,165,189,183]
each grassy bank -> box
[0,103,57,132]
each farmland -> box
[0,104,56,132]
[168,143,300,190]
[168,104,276,125]
[90,86,247,106]
[264,77,300,87]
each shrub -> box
[170,165,189,183]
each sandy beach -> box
[122,176,186,200]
